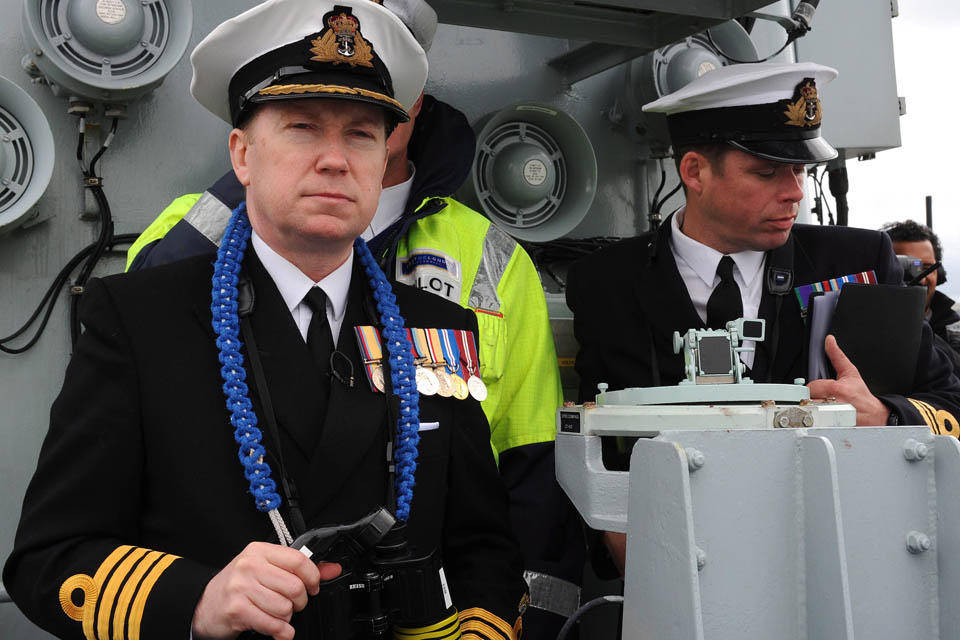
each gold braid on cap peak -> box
[257,83,403,110]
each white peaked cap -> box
[191,0,428,126]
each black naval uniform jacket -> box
[566,217,960,437]
[4,250,527,640]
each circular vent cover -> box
[476,120,567,231]
[0,105,35,214]
[0,76,55,236]
[469,104,597,242]
[22,0,193,103]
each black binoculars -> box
[292,507,458,639]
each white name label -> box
[96,0,127,25]
[439,567,453,610]
[523,159,548,186]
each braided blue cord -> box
[211,203,282,513]
[354,237,420,521]
[208,203,419,520]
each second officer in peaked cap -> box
[566,59,960,580]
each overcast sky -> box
[844,0,960,298]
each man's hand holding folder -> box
[808,334,891,426]
[804,283,927,427]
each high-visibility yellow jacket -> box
[397,197,563,456]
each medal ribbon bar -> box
[354,325,384,392]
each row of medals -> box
[371,359,488,401]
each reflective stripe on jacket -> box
[397,197,562,456]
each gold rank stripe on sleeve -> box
[458,607,519,640]
[908,398,960,438]
[909,399,939,433]
[393,610,462,639]
[58,544,180,640]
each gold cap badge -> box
[783,79,822,128]
[310,9,374,67]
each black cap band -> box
[662,76,836,162]
[667,101,821,147]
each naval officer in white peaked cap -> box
[190,0,427,128]
[567,60,960,573]
[2,1,529,639]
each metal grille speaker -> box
[625,20,758,149]
[0,76,55,236]
[22,0,192,103]
[468,104,596,242]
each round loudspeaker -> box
[468,104,597,242]
[21,0,193,104]
[625,20,758,149]
[0,75,55,236]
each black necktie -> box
[706,255,743,330]
[303,287,335,377]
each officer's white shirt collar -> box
[361,162,415,241]
[251,230,352,345]
[670,209,765,291]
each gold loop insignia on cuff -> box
[57,545,179,640]
[59,574,97,621]
[937,409,958,436]
[908,398,958,437]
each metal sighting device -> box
[674,318,766,385]
[556,316,960,639]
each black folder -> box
[811,283,926,397]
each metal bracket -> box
[774,406,815,428]
[548,43,648,87]
[744,10,795,31]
